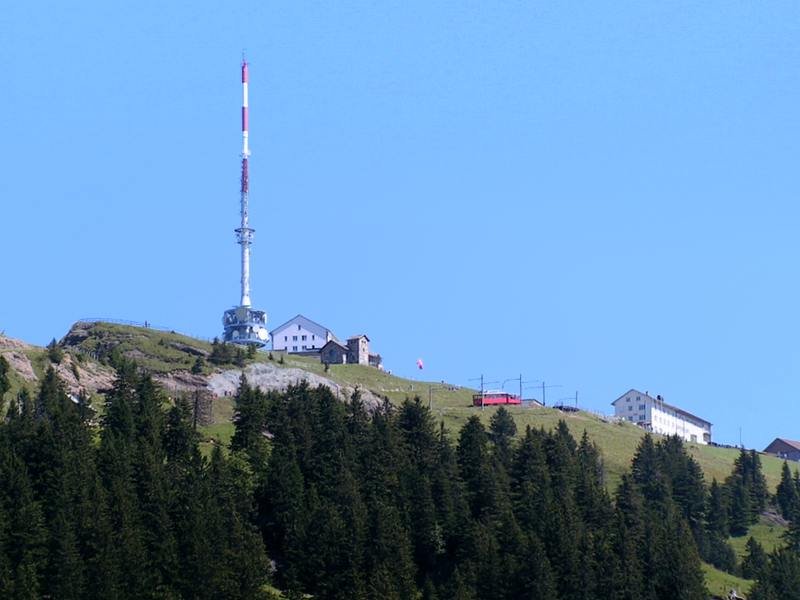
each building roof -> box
[764,438,800,453]
[347,334,370,342]
[320,340,347,352]
[269,314,334,337]
[612,388,712,427]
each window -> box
[312,334,316,340]
[292,346,297,351]
[302,335,307,341]
[284,336,287,341]
[293,336,298,341]
[297,325,301,330]
[312,345,315,349]
[302,345,307,350]
[639,404,646,410]
[628,406,633,411]
[638,415,645,421]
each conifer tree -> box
[749,547,800,600]
[488,407,516,470]
[652,504,708,599]
[46,338,64,364]
[575,430,612,529]
[0,355,9,404]
[510,426,551,539]
[397,398,439,475]
[263,424,308,592]
[230,375,270,469]
[0,452,47,600]
[706,478,729,537]
[457,416,497,520]
[0,499,12,597]
[727,474,753,536]
[777,461,798,520]
[741,536,768,581]
[542,424,582,600]
[631,434,668,505]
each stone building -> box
[347,335,370,365]
[320,340,348,364]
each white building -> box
[612,389,712,445]
[270,314,336,353]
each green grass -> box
[198,422,235,451]
[69,322,213,374]
[729,514,786,559]
[702,562,753,598]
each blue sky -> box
[1,1,799,449]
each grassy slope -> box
[702,562,752,598]
[276,357,786,493]
[729,514,786,559]
[49,323,786,494]
[67,322,213,374]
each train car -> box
[472,391,522,407]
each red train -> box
[472,391,522,407]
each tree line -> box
[1,353,800,598]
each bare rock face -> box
[207,362,385,410]
[0,334,37,382]
[153,371,209,395]
[54,355,117,397]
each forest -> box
[1,354,800,599]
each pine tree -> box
[0,499,13,597]
[777,461,798,521]
[397,398,439,475]
[575,430,612,530]
[741,536,768,580]
[230,375,270,469]
[488,407,516,470]
[46,338,64,364]
[631,434,668,505]
[191,356,205,374]
[0,452,47,600]
[542,424,582,600]
[97,361,150,598]
[208,447,271,599]
[706,478,729,537]
[0,355,10,405]
[457,416,497,520]
[726,448,768,530]
[727,474,753,536]
[749,547,800,600]
[652,503,708,600]
[510,426,551,539]
[262,426,308,592]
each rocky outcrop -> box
[208,362,385,410]
[0,334,37,382]
[4,323,388,423]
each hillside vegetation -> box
[1,321,786,495]
[5,321,800,597]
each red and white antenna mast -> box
[222,57,267,347]
[236,58,253,307]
